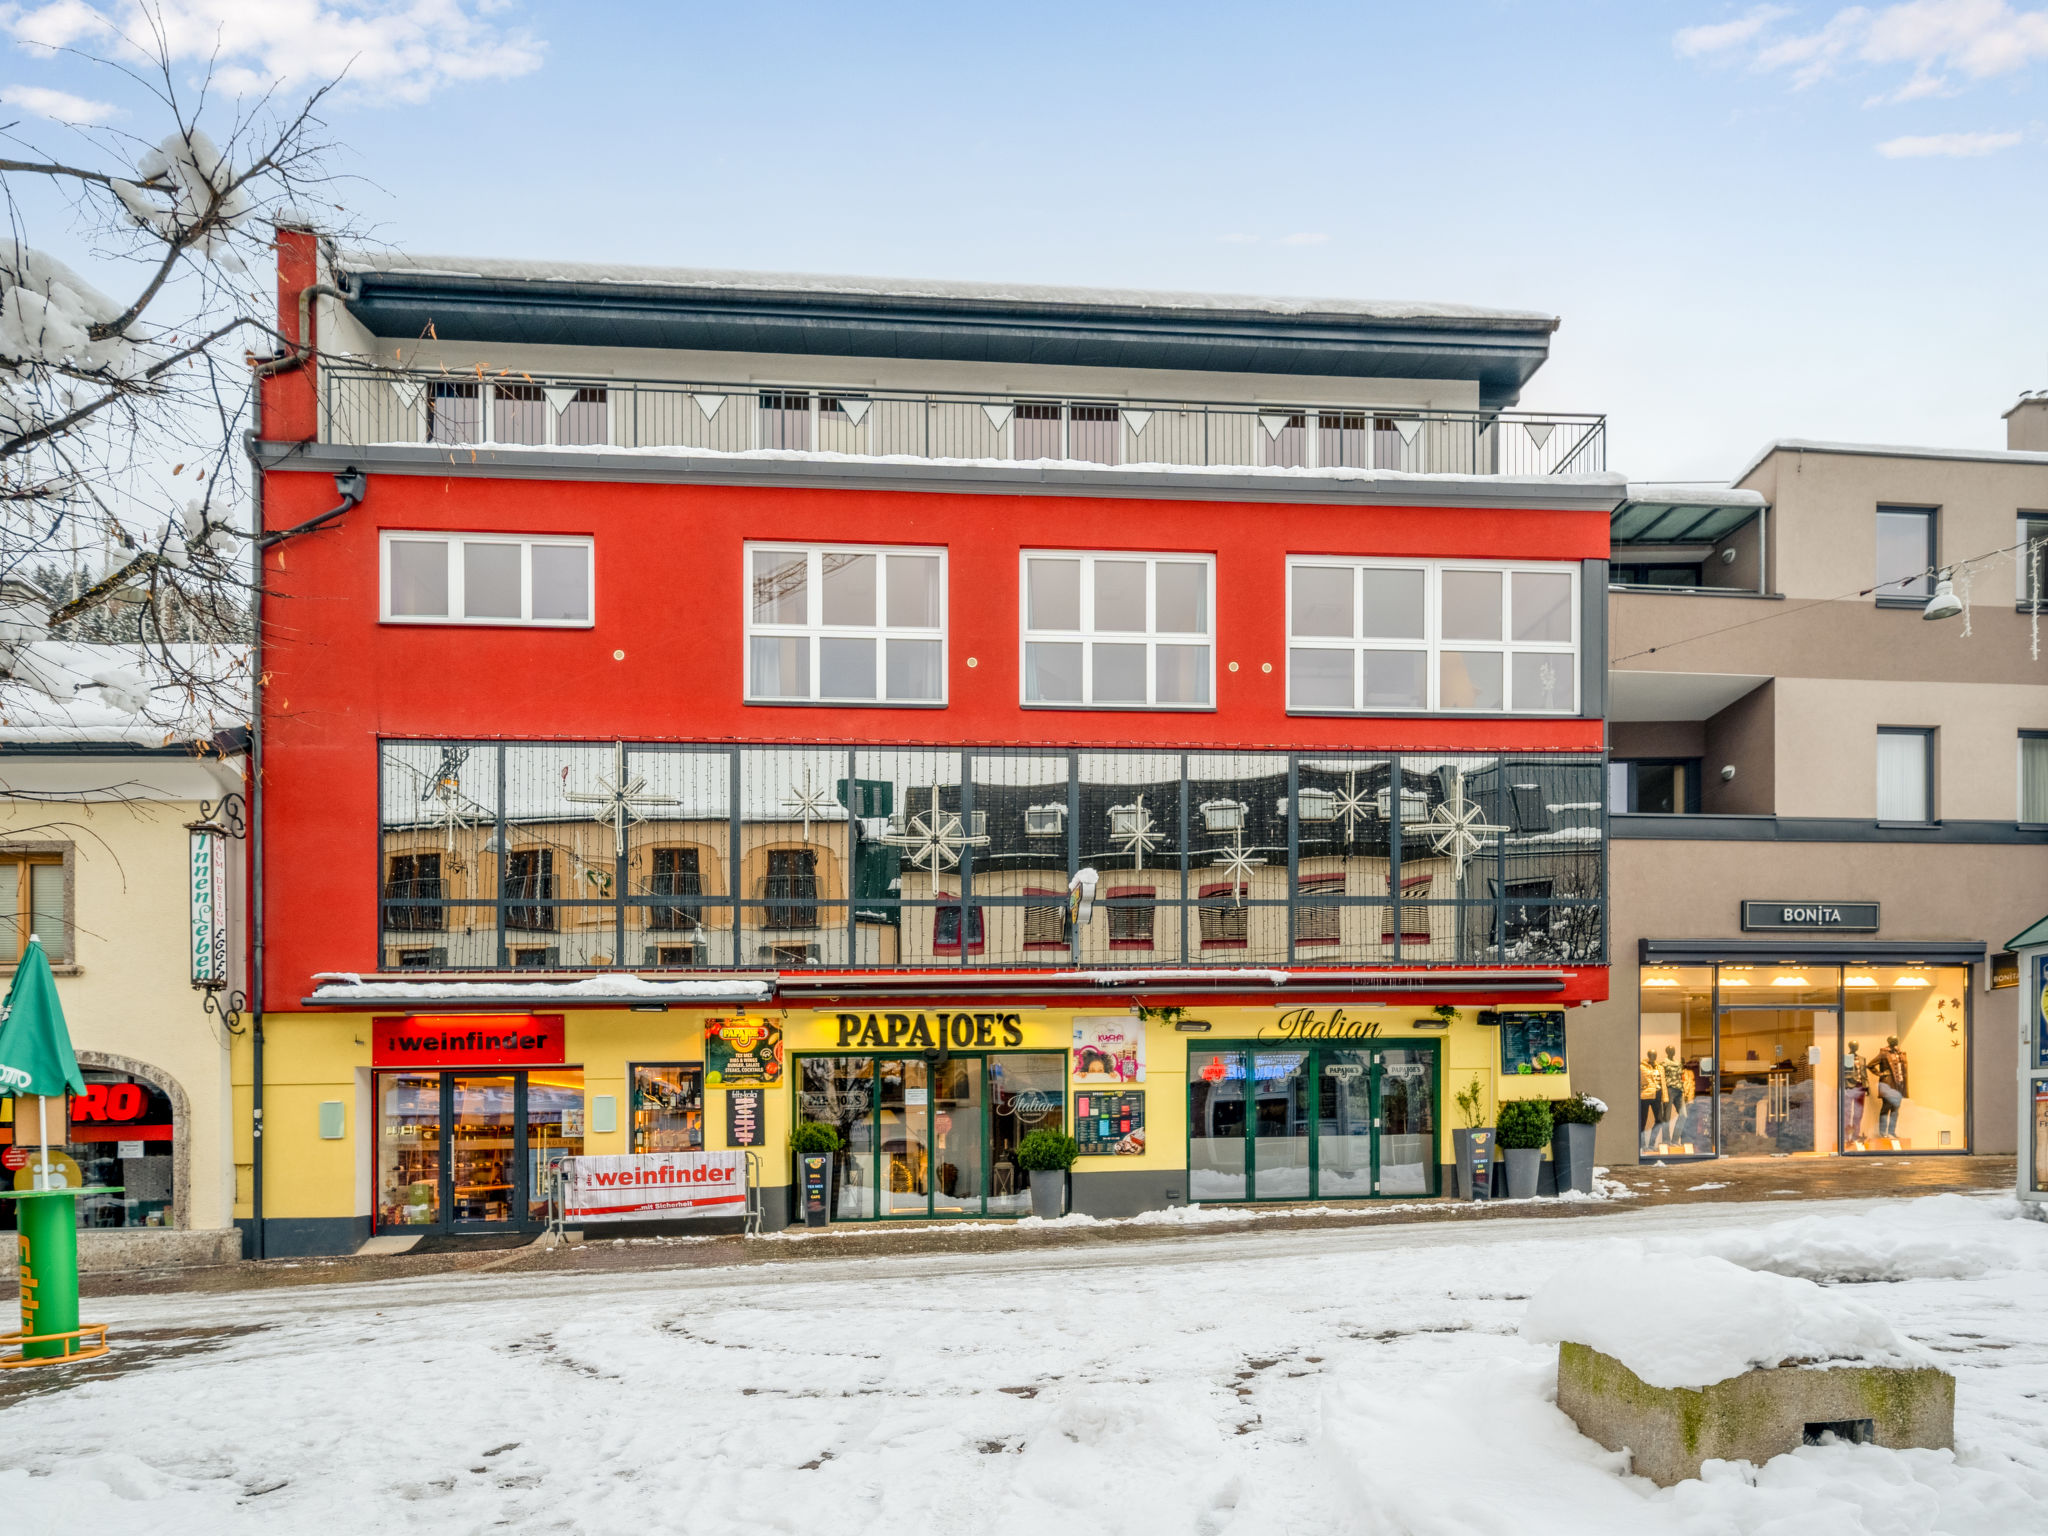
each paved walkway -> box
[14,1153,2016,1301]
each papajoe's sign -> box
[372,1014,566,1068]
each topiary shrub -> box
[1496,1098,1555,1150]
[789,1120,845,1154]
[1549,1092,1607,1126]
[1016,1127,1080,1171]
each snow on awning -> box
[303,973,775,1008]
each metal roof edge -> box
[259,440,1626,513]
[1735,437,2048,486]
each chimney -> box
[2004,391,2048,450]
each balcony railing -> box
[320,364,1607,478]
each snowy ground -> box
[4,1194,2046,1535]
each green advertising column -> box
[9,1188,83,1360]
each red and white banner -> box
[558,1151,746,1223]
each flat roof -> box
[332,251,1563,408]
[1735,437,2048,483]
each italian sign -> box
[705,1017,783,1087]
[559,1151,746,1223]
[1071,1016,1144,1085]
[372,1014,565,1068]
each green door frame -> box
[1185,1040,1444,1202]
[793,1051,1070,1221]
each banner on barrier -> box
[559,1151,746,1223]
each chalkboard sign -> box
[1459,1128,1495,1201]
[1074,1091,1144,1155]
[1499,1010,1568,1077]
[725,1088,764,1148]
[799,1152,831,1226]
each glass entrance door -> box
[1713,1010,1839,1157]
[1185,1042,1441,1201]
[448,1073,520,1226]
[878,1059,929,1216]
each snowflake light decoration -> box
[879,783,989,872]
[782,771,834,843]
[1108,793,1166,869]
[1208,830,1266,905]
[563,741,679,858]
[1424,769,1509,886]
[1328,769,1376,843]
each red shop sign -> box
[372,1014,566,1068]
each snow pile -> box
[1675,1194,2046,1285]
[111,131,254,268]
[1522,1250,1934,1388]
[0,642,247,741]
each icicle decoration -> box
[1958,563,1972,638]
[2034,541,2043,661]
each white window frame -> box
[424,380,614,448]
[1019,550,1216,710]
[1284,556,1579,715]
[379,531,596,627]
[743,542,948,706]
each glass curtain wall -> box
[1636,964,1969,1156]
[379,741,1606,971]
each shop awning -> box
[1639,939,1985,966]
[2006,914,2048,951]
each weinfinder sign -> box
[1741,901,1880,933]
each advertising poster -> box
[560,1151,746,1222]
[1071,1016,1145,1085]
[706,1017,784,1087]
[1499,1011,1568,1076]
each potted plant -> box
[1496,1099,1554,1199]
[789,1120,845,1223]
[1548,1092,1606,1195]
[1016,1127,1079,1218]
[1452,1075,1494,1200]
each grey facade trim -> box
[1580,560,1607,719]
[337,268,1558,409]
[236,1214,371,1259]
[1611,814,2048,845]
[1070,1168,1186,1219]
[257,440,1627,513]
[1639,937,1987,966]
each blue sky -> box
[7,1,2048,478]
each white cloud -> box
[1876,127,2023,153]
[0,82,117,120]
[1683,0,2048,90]
[1280,232,1329,246]
[1674,5,1792,58]
[7,1,544,105]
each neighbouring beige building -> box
[0,689,247,1269]
[1579,405,2048,1169]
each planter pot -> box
[1503,1146,1544,1200]
[1452,1127,1496,1201]
[1028,1168,1066,1219]
[1551,1122,1597,1195]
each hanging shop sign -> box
[725,1088,765,1149]
[705,1017,783,1087]
[187,823,228,989]
[1074,1090,1144,1155]
[1258,1007,1386,1042]
[1498,1011,1568,1076]
[1071,1017,1145,1085]
[1741,900,1880,933]
[371,1014,566,1068]
[558,1150,745,1223]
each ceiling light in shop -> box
[1720,978,1750,986]
[1892,975,1932,987]
[1642,976,1679,987]
[1771,975,1810,987]
[1845,975,1878,987]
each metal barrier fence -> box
[322,365,1607,478]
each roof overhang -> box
[1641,938,1985,966]
[335,262,1559,410]
[1607,670,1770,722]
[1613,485,1766,549]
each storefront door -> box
[377,1069,585,1235]
[1712,1009,1839,1158]
[1188,1042,1441,1201]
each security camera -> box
[1719,548,1739,565]
[1720,765,1737,781]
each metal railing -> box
[321,364,1607,478]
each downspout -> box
[244,427,266,1260]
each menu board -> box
[1498,1010,1568,1076]
[725,1088,764,1149]
[1074,1091,1145,1155]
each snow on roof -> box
[305,973,775,1006]
[1622,482,1767,508]
[0,643,249,748]
[1735,436,2048,485]
[337,249,1559,329]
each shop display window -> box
[378,1073,443,1227]
[0,1070,181,1231]
[527,1069,586,1221]
[1188,1050,1248,1199]
[1843,966,1968,1152]
[630,1064,704,1153]
[1637,967,1712,1155]
[2031,1080,2048,1195]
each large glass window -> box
[1844,965,1969,1152]
[1287,558,1577,714]
[1875,506,1935,601]
[1022,552,1214,708]
[630,1063,704,1152]
[746,544,945,703]
[1638,967,1713,1155]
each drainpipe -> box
[244,428,265,1260]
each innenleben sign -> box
[1740,901,1880,933]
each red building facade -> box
[241,229,1617,1252]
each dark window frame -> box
[2019,729,2048,828]
[1876,726,1937,825]
[1874,505,1938,608]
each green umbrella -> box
[0,935,85,1189]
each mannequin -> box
[1640,1051,1661,1152]
[1874,1035,1909,1140]
[1842,1041,1869,1151]
[1660,1045,1688,1149]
